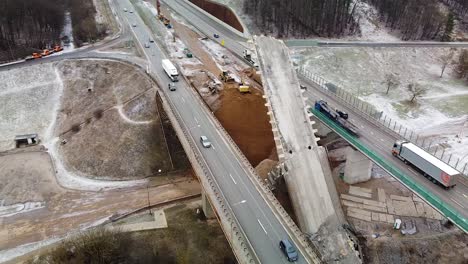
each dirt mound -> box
[255,159,278,180]
[215,88,275,167]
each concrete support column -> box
[202,189,215,219]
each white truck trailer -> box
[392,140,460,188]
[162,59,179,82]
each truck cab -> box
[391,140,404,157]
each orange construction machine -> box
[53,45,63,52]
[32,53,42,59]
[41,49,52,56]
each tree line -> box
[364,0,451,40]
[244,0,359,38]
[0,0,103,62]
[0,0,65,60]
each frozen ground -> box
[293,47,468,165]
[0,63,62,151]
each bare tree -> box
[440,49,455,78]
[407,82,427,103]
[384,73,400,94]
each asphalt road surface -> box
[163,0,467,229]
[301,82,468,221]
[118,0,310,262]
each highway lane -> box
[286,40,468,48]
[300,82,468,220]
[161,0,247,56]
[161,0,468,224]
[119,0,310,262]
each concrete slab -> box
[412,194,424,203]
[379,213,387,222]
[116,210,168,232]
[415,202,426,217]
[349,186,373,194]
[348,207,372,217]
[390,194,413,202]
[347,210,372,222]
[393,200,418,217]
[341,194,386,208]
[349,186,372,198]
[371,212,379,221]
[386,214,394,224]
[386,198,396,214]
[341,200,387,213]
[423,203,435,219]
[377,188,386,202]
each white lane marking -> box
[181,97,186,103]
[257,219,267,234]
[370,132,374,135]
[407,168,418,175]
[212,146,215,150]
[451,198,465,209]
[229,173,237,184]
[194,117,199,124]
[380,138,385,142]
[462,193,467,199]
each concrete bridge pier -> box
[202,189,215,219]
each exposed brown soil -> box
[189,0,244,33]
[215,88,276,167]
[0,150,200,251]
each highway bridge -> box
[162,0,468,233]
[115,0,321,263]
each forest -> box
[366,0,450,40]
[0,0,101,62]
[244,0,457,41]
[0,0,65,61]
[244,0,360,38]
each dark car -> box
[213,33,220,38]
[336,109,348,119]
[279,239,298,262]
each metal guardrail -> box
[297,67,468,176]
[132,1,322,261]
[155,87,258,264]
[310,108,468,232]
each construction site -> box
[0,0,467,263]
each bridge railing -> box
[155,87,258,264]
[310,108,468,232]
[297,67,468,177]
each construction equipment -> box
[219,70,235,83]
[158,14,170,26]
[314,100,359,137]
[238,85,250,93]
[41,49,52,56]
[238,77,250,93]
[183,48,193,58]
[392,140,460,188]
[53,45,63,52]
[32,53,42,59]
[243,49,258,68]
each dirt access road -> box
[0,151,200,252]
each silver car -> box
[144,42,150,48]
[200,136,211,148]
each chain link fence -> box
[297,67,468,176]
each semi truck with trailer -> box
[392,140,460,188]
[314,100,359,137]
[162,59,179,82]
